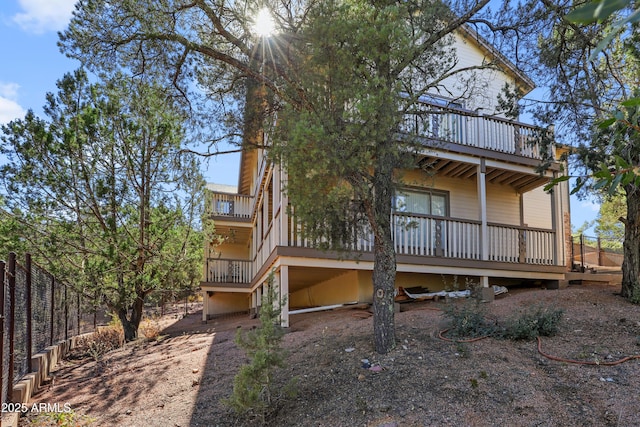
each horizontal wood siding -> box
[400,172,480,220]
[438,33,515,114]
[486,183,520,225]
[522,187,553,229]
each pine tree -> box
[226,273,294,422]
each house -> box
[200,28,571,326]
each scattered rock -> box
[377,404,391,413]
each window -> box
[393,189,449,255]
[393,189,448,216]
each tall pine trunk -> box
[371,141,397,354]
[622,184,640,301]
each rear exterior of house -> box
[200,29,571,326]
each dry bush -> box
[68,321,124,361]
[139,317,161,340]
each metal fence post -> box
[597,237,603,266]
[50,275,55,346]
[7,252,16,394]
[77,292,81,336]
[580,234,585,271]
[64,285,68,341]
[94,290,98,330]
[0,260,6,406]
[25,253,32,373]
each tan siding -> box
[207,292,248,316]
[212,243,249,260]
[522,187,553,229]
[486,183,520,225]
[289,271,358,308]
[400,170,479,220]
[431,33,517,115]
[357,271,373,303]
[402,169,525,225]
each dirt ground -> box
[18,282,640,427]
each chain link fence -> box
[1,253,98,407]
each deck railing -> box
[207,192,252,219]
[488,224,555,265]
[205,258,253,284]
[287,213,557,265]
[401,100,552,160]
[207,104,553,222]
[205,214,558,285]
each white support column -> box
[551,172,564,266]
[479,276,489,288]
[256,285,262,310]
[280,265,289,328]
[263,281,269,307]
[251,290,258,318]
[280,167,289,246]
[477,160,488,261]
[202,290,209,322]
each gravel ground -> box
[19,282,640,427]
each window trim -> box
[393,187,450,217]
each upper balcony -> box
[207,191,253,220]
[400,99,555,163]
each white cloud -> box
[12,0,76,34]
[0,82,26,124]
[580,200,600,212]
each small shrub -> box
[29,409,95,426]
[441,297,497,339]
[139,317,161,340]
[224,273,296,423]
[500,304,564,340]
[441,295,563,342]
[69,322,124,361]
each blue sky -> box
[0,0,599,232]
[0,0,240,186]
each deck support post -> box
[250,290,258,318]
[278,266,289,328]
[477,161,488,261]
[202,290,209,322]
[256,285,262,312]
[479,275,489,288]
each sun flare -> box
[252,7,276,37]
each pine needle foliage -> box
[225,273,294,423]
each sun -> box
[252,7,276,37]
